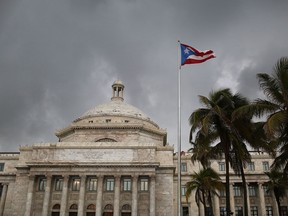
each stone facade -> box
[177,151,288,216]
[0,81,287,216]
[0,81,174,216]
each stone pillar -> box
[190,191,198,216]
[60,175,69,216]
[42,175,52,216]
[199,202,205,216]
[132,175,138,216]
[149,175,156,216]
[272,191,280,216]
[229,183,235,215]
[213,190,220,216]
[113,176,121,216]
[96,175,103,216]
[24,175,35,216]
[78,175,87,216]
[258,182,266,216]
[0,183,8,216]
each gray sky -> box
[0,0,288,152]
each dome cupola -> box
[111,80,124,102]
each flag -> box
[180,43,215,66]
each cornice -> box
[24,161,160,168]
[55,123,166,138]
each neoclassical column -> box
[190,191,198,216]
[258,182,266,216]
[199,202,205,216]
[96,175,103,216]
[229,183,235,215]
[24,174,35,216]
[149,175,156,216]
[213,190,220,216]
[272,191,280,216]
[60,175,69,216]
[113,175,121,216]
[132,175,138,216]
[42,175,52,216]
[0,183,8,216]
[78,175,87,216]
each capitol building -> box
[0,81,287,216]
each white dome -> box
[79,100,150,121]
[73,80,158,128]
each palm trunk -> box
[224,141,231,215]
[240,163,249,216]
[202,191,207,216]
[208,191,214,216]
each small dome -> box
[113,80,123,85]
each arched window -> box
[122,204,131,211]
[51,204,60,216]
[87,204,96,210]
[121,204,131,216]
[103,204,113,212]
[70,204,78,210]
[69,204,78,216]
[52,204,60,210]
[95,138,117,142]
[86,204,96,216]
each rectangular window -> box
[251,206,258,216]
[181,185,187,196]
[235,206,243,216]
[219,162,225,171]
[280,206,288,216]
[106,178,114,191]
[266,206,273,216]
[140,178,149,191]
[220,189,226,197]
[181,162,187,172]
[248,185,257,196]
[205,207,212,216]
[38,178,47,191]
[72,178,80,191]
[220,207,226,216]
[87,178,97,191]
[0,163,4,172]
[248,162,255,171]
[123,178,131,191]
[263,161,270,171]
[234,185,241,197]
[182,206,189,216]
[54,178,63,191]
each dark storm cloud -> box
[0,0,288,151]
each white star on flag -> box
[184,48,190,54]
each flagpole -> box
[177,40,182,216]
[176,41,215,216]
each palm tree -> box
[190,131,219,169]
[264,170,288,216]
[189,89,252,215]
[185,167,224,216]
[189,89,271,216]
[233,57,288,173]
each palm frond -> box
[264,111,287,137]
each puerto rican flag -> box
[180,43,215,66]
